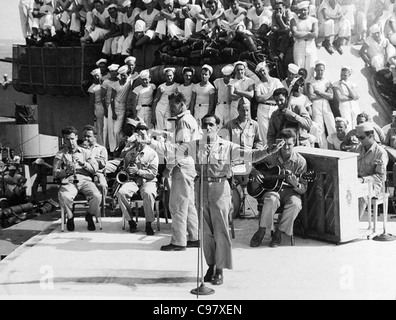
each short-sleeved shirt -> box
[88,83,102,104]
[192,82,215,105]
[139,8,160,28]
[177,83,194,107]
[111,80,131,106]
[158,83,179,106]
[214,78,232,105]
[247,6,272,30]
[133,84,156,106]
[101,79,117,104]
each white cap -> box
[118,65,129,75]
[39,5,54,14]
[179,0,189,5]
[341,65,352,73]
[9,165,17,170]
[255,62,267,73]
[135,19,146,32]
[201,64,213,74]
[122,0,131,7]
[142,0,152,3]
[392,111,396,117]
[139,69,150,79]
[108,64,119,71]
[107,4,117,10]
[163,67,176,74]
[124,56,136,64]
[96,58,107,66]
[233,60,247,68]
[221,64,234,76]
[356,122,374,133]
[334,117,348,125]
[164,0,173,4]
[315,60,326,67]
[370,24,381,34]
[297,1,310,9]
[182,66,195,75]
[91,68,101,77]
[288,63,300,74]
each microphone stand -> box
[190,158,215,297]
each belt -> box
[204,177,228,182]
[141,104,151,107]
[218,101,228,104]
[198,104,209,107]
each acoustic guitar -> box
[247,162,316,199]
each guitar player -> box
[250,129,308,248]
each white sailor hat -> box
[108,64,119,71]
[297,1,310,9]
[9,165,17,170]
[356,122,374,133]
[221,64,234,76]
[255,62,267,73]
[124,56,136,64]
[179,0,189,5]
[335,117,348,125]
[341,65,352,73]
[107,4,117,10]
[163,67,176,74]
[233,60,247,68]
[182,66,195,75]
[164,0,173,4]
[122,0,132,7]
[142,0,153,3]
[91,68,101,77]
[118,65,129,75]
[370,24,381,34]
[96,58,107,66]
[139,69,150,79]
[315,60,326,67]
[392,111,396,117]
[288,63,300,74]
[201,64,213,74]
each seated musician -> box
[3,165,27,206]
[82,125,109,203]
[116,121,159,235]
[355,122,388,218]
[53,126,101,232]
[223,98,263,215]
[250,129,308,248]
[267,87,313,147]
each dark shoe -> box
[212,270,223,285]
[66,217,75,232]
[334,44,344,55]
[187,240,200,248]
[160,243,186,251]
[270,229,282,248]
[145,223,154,236]
[250,228,265,247]
[204,266,214,282]
[129,220,137,233]
[85,213,96,231]
[323,40,334,55]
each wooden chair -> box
[363,180,389,233]
[121,178,169,231]
[60,192,104,232]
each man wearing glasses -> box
[356,122,388,218]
